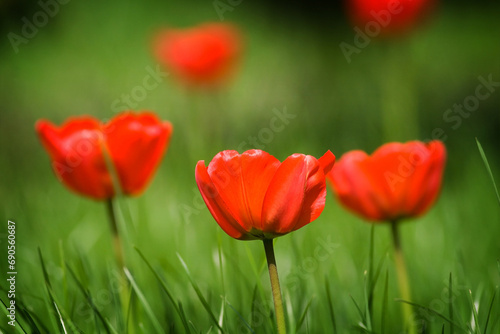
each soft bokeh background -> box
[1,0,499,332]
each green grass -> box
[1,0,500,333]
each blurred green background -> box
[1,0,499,333]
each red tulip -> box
[327,140,445,222]
[196,149,335,240]
[36,112,173,200]
[347,0,435,35]
[153,23,242,87]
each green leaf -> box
[476,138,500,207]
[350,294,367,325]
[351,324,375,333]
[467,289,481,334]
[396,299,464,331]
[38,248,65,333]
[0,297,28,334]
[135,247,191,333]
[362,271,372,331]
[225,297,255,334]
[45,283,84,334]
[381,269,389,334]
[177,253,225,333]
[367,226,375,313]
[449,273,455,334]
[325,277,337,334]
[295,297,313,333]
[52,302,68,334]
[66,263,112,334]
[244,243,268,304]
[124,267,165,334]
[17,306,44,334]
[483,288,497,334]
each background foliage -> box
[0,0,499,333]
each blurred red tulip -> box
[153,23,242,88]
[327,140,445,222]
[347,0,435,35]
[196,149,335,240]
[36,112,173,200]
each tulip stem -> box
[106,199,132,331]
[263,239,286,334]
[390,221,415,334]
[106,199,125,270]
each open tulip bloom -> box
[196,149,335,333]
[153,22,242,88]
[36,111,173,268]
[327,140,446,333]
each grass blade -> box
[217,238,227,332]
[250,284,265,332]
[449,273,454,334]
[0,297,28,334]
[367,225,375,319]
[218,235,226,297]
[225,297,255,334]
[397,299,464,330]
[135,247,191,333]
[476,138,500,206]
[125,288,134,334]
[38,248,64,333]
[483,288,497,334]
[52,302,68,334]
[177,253,225,333]
[325,277,337,334]
[295,297,313,333]
[218,299,225,332]
[381,269,389,334]
[351,324,373,333]
[467,289,481,334]
[178,302,193,334]
[244,243,268,305]
[124,267,164,334]
[66,263,112,334]
[17,306,43,334]
[350,294,366,325]
[363,271,372,331]
[44,284,84,334]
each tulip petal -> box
[35,118,113,200]
[240,150,281,225]
[368,141,443,220]
[329,140,446,222]
[262,153,328,234]
[318,150,336,175]
[330,151,389,221]
[406,141,446,216]
[360,148,407,220]
[206,150,280,234]
[104,112,172,196]
[195,160,255,240]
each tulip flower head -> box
[153,23,242,88]
[328,140,445,222]
[347,0,435,36]
[36,112,173,200]
[196,149,335,240]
